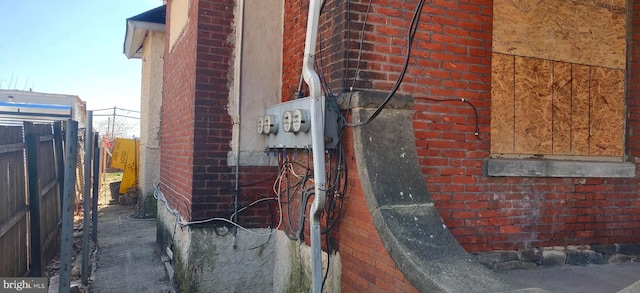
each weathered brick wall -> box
[410,0,640,252]
[281,1,423,291]
[162,0,276,226]
[282,0,306,100]
[337,124,420,292]
[190,0,236,221]
[282,0,349,101]
[161,0,198,219]
[281,0,640,289]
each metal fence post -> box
[92,132,99,242]
[24,122,42,277]
[54,121,65,213]
[82,111,93,285]
[59,120,78,293]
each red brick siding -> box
[410,0,640,251]
[282,0,306,101]
[270,130,421,292]
[190,0,235,221]
[282,0,640,290]
[283,1,423,291]
[282,0,349,101]
[161,0,198,219]
[161,0,276,226]
[337,124,420,293]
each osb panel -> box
[571,64,591,156]
[490,53,515,154]
[493,0,626,69]
[514,56,553,154]
[552,61,572,154]
[589,67,624,156]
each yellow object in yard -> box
[110,138,140,194]
[111,138,132,169]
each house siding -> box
[279,0,640,290]
[339,125,421,292]
[162,0,274,226]
[161,0,198,220]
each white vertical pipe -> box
[232,0,246,250]
[301,0,325,292]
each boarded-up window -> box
[490,0,626,158]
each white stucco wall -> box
[158,202,341,292]
[157,203,277,292]
[272,232,341,293]
[169,0,189,50]
[139,30,164,212]
[228,0,284,166]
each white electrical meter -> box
[258,97,339,149]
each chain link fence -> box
[98,137,124,203]
[75,131,86,212]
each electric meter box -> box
[260,97,340,150]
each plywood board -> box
[514,56,553,154]
[552,61,572,154]
[490,53,515,154]
[589,67,624,156]
[571,64,591,156]
[493,0,627,69]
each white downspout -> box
[232,0,246,248]
[302,0,326,292]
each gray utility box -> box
[260,96,340,150]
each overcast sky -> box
[0,0,162,113]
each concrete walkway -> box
[498,262,640,293]
[90,205,173,293]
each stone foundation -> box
[474,244,640,270]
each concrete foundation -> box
[156,201,340,292]
[272,232,340,293]
[157,204,275,292]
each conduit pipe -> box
[301,0,326,292]
[232,0,246,249]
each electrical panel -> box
[258,97,340,149]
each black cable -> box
[297,188,313,241]
[321,220,331,292]
[281,155,300,240]
[317,25,335,97]
[346,0,426,127]
[349,0,373,91]
[281,153,314,241]
[421,97,482,140]
[249,232,272,251]
[343,0,351,91]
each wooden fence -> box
[0,122,65,277]
[0,126,30,277]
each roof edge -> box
[123,5,166,59]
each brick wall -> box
[409,0,640,252]
[161,0,198,219]
[282,0,349,101]
[161,0,276,226]
[190,0,236,221]
[337,124,420,292]
[281,0,640,290]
